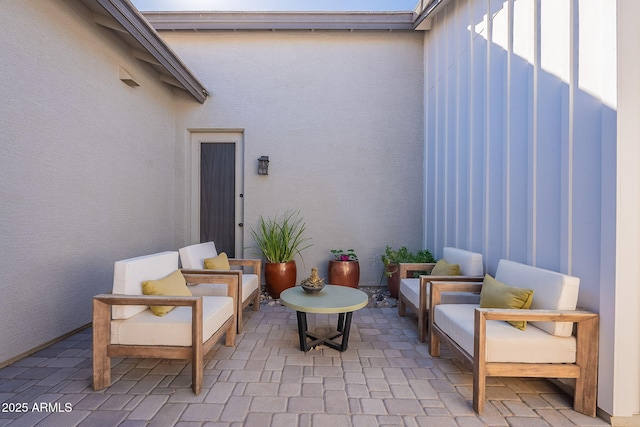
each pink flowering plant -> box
[331,249,358,261]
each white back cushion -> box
[179,242,218,269]
[495,259,580,337]
[442,247,484,276]
[112,251,179,320]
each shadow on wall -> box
[423,0,614,312]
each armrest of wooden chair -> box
[181,269,242,282]
[180,267,256,333]
[180,269,241,296]
[399,263,435,279]
[419,275,483,308]
[228,258,261,275]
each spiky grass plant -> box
[250,210,312,263]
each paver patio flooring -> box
[0,300,609,426]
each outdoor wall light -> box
[258,156,269,175]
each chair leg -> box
[226,318,236,347]
[398,296,406,316]
[253,288,260,311]
[192,299,204,395]
[92,298,111,390]
[418,310,427,343]
[473,308,487,415]
[192,354,203,395]
[574,315,599,417]
[429,330,440,357]
[473,363,486,415]
[237,306,243,334]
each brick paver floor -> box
[0,300,609,426]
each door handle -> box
[238,223,243,227]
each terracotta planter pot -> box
[386,264,400,299]
[265,261,297,299]
[327,260,360,288]
[386,264,422,299]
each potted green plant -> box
[249,210,312,298]
[380,246,435,298]
[327,249,360,288]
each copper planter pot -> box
[386,264,421,299]
[327,260,360,288]
[386,264,400,299]
[265,260,297,299]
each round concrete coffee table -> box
[279,285,368,352]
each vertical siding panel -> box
[456,0,471,249]
[486,0,507,263]
[445,4,457,247]
[425,23,438,251]
[469,0,487,258]
[435,10,447,252]
[570,0,602,300]
[529,0,540,265]
[535,0,570,271]
[509,0,534,264]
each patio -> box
[0,298,608,426]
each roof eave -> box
[143,11,417,31]
[92,0,209,103]
[413,0,453,30]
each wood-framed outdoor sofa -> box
[93,251,237,395]
[429,259,599,417]
[179,241,261,334]
[397,247,484,342]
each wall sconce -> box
[258,156,269,175]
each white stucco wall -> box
[164,30,425,285]
[0,0,178,364]
[423,0,636,419]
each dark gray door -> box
[200,142,235,255]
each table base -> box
[296,311,353,352]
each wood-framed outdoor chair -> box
[179,241,261,334]
[398,247,484,342]
[429,259,599,416]
[92,251,237,395]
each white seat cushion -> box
[190,274,259,304]
[179,242,217,269]
[434,304,577,364]
[442,247,484,276]
[111,296,234,346]
[112,251,179,320]
[400,278,480,307]
[495,260,579,337]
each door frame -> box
[188,130,244,257]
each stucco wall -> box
[0,0,178,364]
[164,30,425,285]
[422,0,632,418]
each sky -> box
[131,0,419,12]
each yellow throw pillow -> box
[479,274,534,330]
[431,259,461,276]
[142,270,192,317]
[204,252,231,270]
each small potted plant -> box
[380,246,435,298]
[327,249,360,288]
[249,210,312,298]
